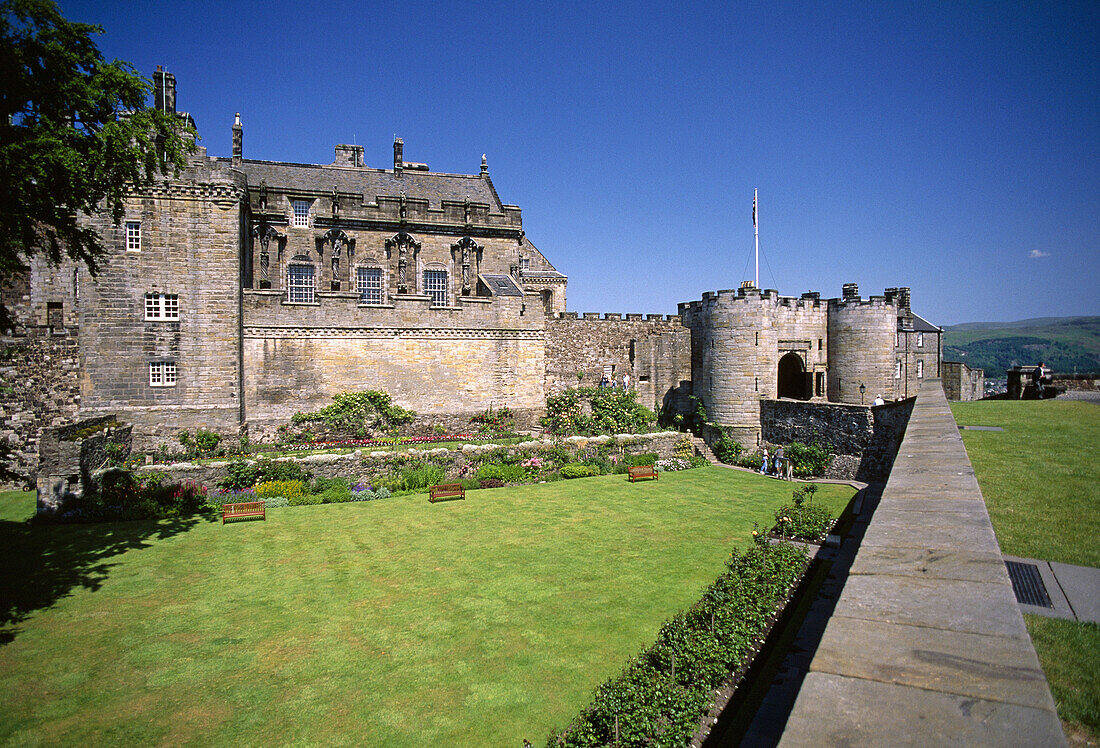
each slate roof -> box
[225,158,504,211]
[899,311,941,332]
[479,274,525,297]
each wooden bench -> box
[222,501,266,524]
[429,483,465,503]
[628,465,658,482]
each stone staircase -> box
[687,434,722,465]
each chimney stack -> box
[897,287,911,311]
[231,113,243,167]
[842,282,860,302]
[153,65,176,114]
[393,137,403,175]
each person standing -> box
[1032,362,1046,398]
[774,445,785,479]
[622,373,630,390]
[760,447,769,475]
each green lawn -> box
[950,399,1099,568]
[0,469,854,746]
[951,399,1100,745]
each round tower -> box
[827,290,897,403]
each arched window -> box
[357,265,385,305]
[287,255,315,303]
[541,289,553,314]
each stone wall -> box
[0,333,81,481]
[942,361,985,401]
[827,297,897,406]
[1050,373,1100,391]
[78,153,247,449]
[36,415,131,513]
[760,397,914,482]
[543,313,691,418]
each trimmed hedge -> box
[547,540,808,746]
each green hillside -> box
[943,316,1100,376]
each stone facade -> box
[942,361,985,401]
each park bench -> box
[222,501,266,524]
[429,483,465,503]
[628,465,658,482]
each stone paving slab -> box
[1050,561,1100,623]
[833,573,1029,639]
[779,672,1066,748]
[850,546,1009,584]
[809,616,1056,710]
[859,508,999,551]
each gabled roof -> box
[899,311,941,332]
[226,159,504,211]
[479,274,525,297]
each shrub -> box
[560,463,596,479]
[712,431,743,464]
[734,452,763,470]
[476,463,528,483]
[291,390,415,437]
[208,487,256,507]
[541,387,656,435]
[263,496,289,508]
[470,405,515,434]
[310,476,349,493]
[255,480,304,500]
[397,464,446,492]
[319,486,351,504]
[178,429,222,457]
[689,455,711,469]
[258,459,312,483]
[218,460,260,490]
[655,457,691,472]
[626,452,658,467]
[288,493,322,506]
[674,437,695,461]
[479,478,505,489]
[784,441,831,476]
[771,485,834,541]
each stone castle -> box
[3,68,947,470]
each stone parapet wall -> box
[0,333,81,481]
[779,379,1065,746]
[827,298,896,404]
[1050,373,1100,391]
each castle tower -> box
[827,288,897,403]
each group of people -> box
[759,445,793,480]
[598,373,631,390]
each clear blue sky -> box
[61,0,1098,325]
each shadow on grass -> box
[0,513,211,645]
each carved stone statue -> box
[397,245,408,292]
[463,196,471,225]
[259,251,269,283]
[399,191,407,219]
[258,179,267,211]
[331,187,339,217]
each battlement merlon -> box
[550,312,682,324]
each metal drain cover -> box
[1005,560,1053,608]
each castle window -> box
[126,221,141,252]
[895,331,900,347]
[917,360,924,378]
[145,293,180,320]
[916,332,924,348]
[149,361,177,387]
[895,360,902,379]
[291,200,311,227]
[519,257,530,270]
[357,267,384,305]
[423,269,448,306]
[815,371,825,396]
[287,263,315,303]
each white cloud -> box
[1028,249,1051,259]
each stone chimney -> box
[231,113,242,167]
[842,282,860,302]
[153,66,176,114]
[334,144,363,168]
[393,137,403,176]
[897,286,911,311]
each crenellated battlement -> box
[551,311,682,324]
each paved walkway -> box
[775,379,1065,747]
[1005,554,1100,623]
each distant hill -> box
[943,316,1100,376]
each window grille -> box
[357,267,384,304]
[519,257,530,270]
[423,269,448,306]
[126,221,141,252]
[917,360,924,378]
[917,332,924,347]
[149,362,177,387]
[895,360,902,379]
[291,200,310,227]
[144,293,180,320]
[287,264,315,303]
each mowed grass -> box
[950,399,1100,567]
[0,468,854,746]
[1024,615,1100,743]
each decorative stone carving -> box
[451,236,482,295]
[386,232,421,293]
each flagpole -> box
[753,188,759,288]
